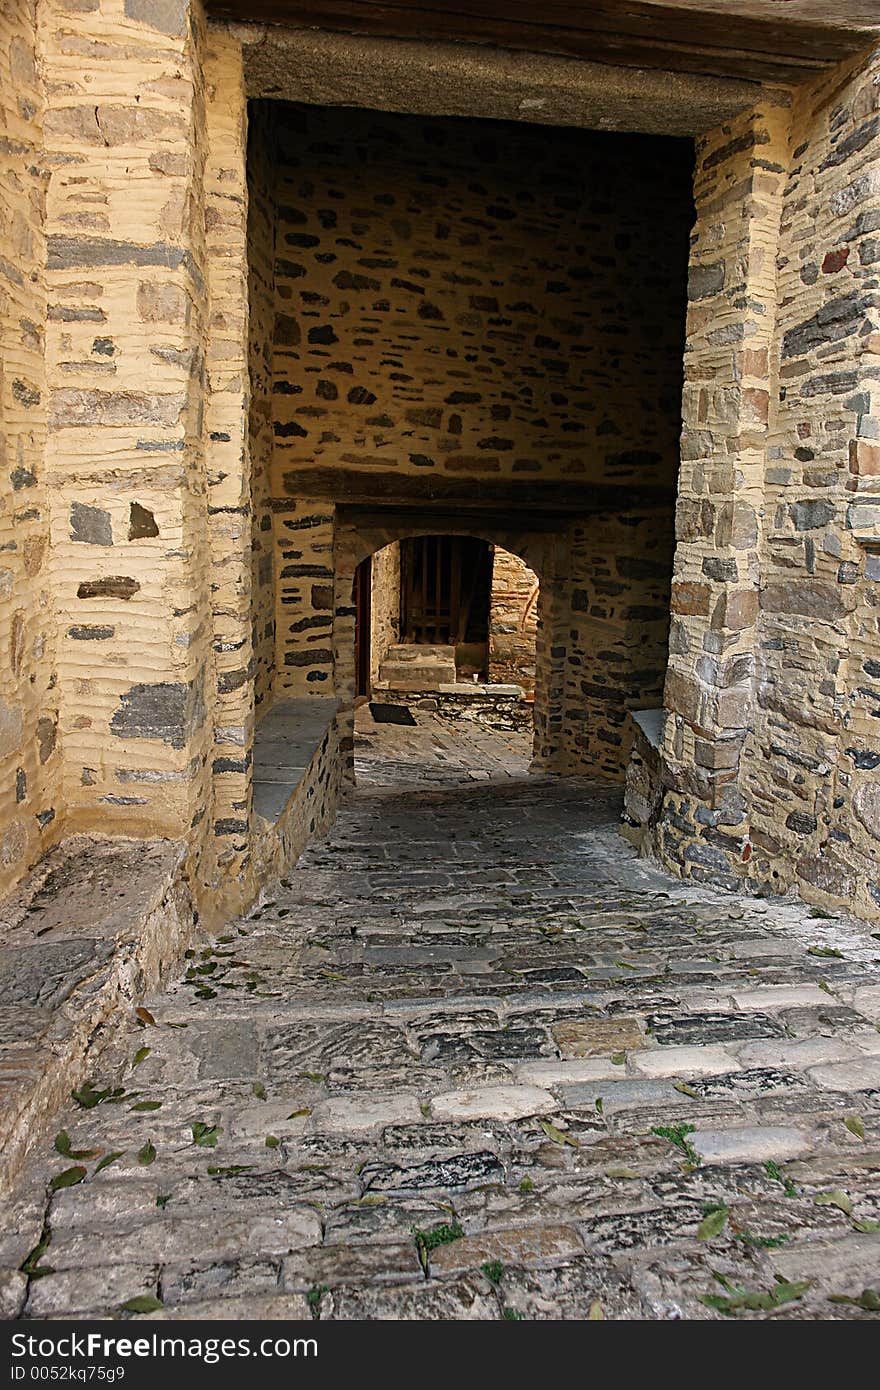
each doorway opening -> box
[354,536,540,697]
[349,530,544,785]
[244,97,691,806]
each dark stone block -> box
[128,503,159,540]
[70,502,112,546]
[110,675,206,748]
[78,577,141,603]
[217,668,247,695]
[790,499,835,531]
[214,818,249,836]
[687,261,725,300]
[67,625,114,640]
[284,649,333,666]
[819,116,880,171]
[649,1011,784,1045]
[123,0,186,36]
[47,236,187,272]
[782,291,873,360]
[361,1151,504,1194]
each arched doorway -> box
[335,515,557,786]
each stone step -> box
[378,643,457,689]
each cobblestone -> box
[0,713,878,1320]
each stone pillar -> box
[202,28,255,894]
[369,541,401,686]
[659,98,789,880]
[744,43,880,920]
[38,0,214,853]
[0,1,58,893]
[488,546,538,692]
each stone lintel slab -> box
[232,24,773,139]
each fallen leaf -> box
[49,1166,87,1191]
[605,1165,641,1179]
[538,1119,579,1149]
[191,1122,220,1148]
[135,1008,156,1027]
[53,1131,98,1160]
[121,1294,163,1314]
[137,1141,156,1166]
[844,1115,865,1141]
[131,1047,151,1068]
[674,1081,699,1098]
[814,1189,852,1215]
[130,1101,162,1112]
[94,1152,124,1174]
[588,1301,604,1320]
[698,1207,729,1241]
[252,1082,267,1100]
[265,1135,280,1149]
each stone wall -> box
[488,546,539,692]
[0,2,57,898]
[38,0,214,876]
[250,709,344,886]
[746,46,880,920]
[3,4,876,935]
[246,102,276,716]
[557,510,676,777]
[267,105,691,502]
[646,46,880,924]
[369,541,401,685]
[272,498,336,697]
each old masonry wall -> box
[642,44,880,924]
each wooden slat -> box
[205,0,879,83]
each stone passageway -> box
[1,712,879,1321]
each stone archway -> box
[333,513,564,780]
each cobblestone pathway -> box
[2,713,879,1321]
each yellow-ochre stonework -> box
[0,0,878,931]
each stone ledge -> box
[632,707,665,750]
[252,697,340,824]
[0,836,195,1198]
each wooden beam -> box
[279,468,676,514]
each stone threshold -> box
[367,684,533,734]
[0,837,196,1198]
